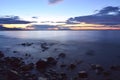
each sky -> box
[0,0,120,21]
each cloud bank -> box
[48,0,63,4]
[67,6,120,25]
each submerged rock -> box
[0,51,4,58]
[68,63,76,70]
[46,57,57,65]
[78,71,88,78]
[58,53,66,58]
[36,60,47,71]
[41,43,49,51]
[20,63,34,72]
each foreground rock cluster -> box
[0,41,120,80]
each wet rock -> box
[46,57,57,65]
[41,43,49,51]
[68,63,76,70]
[91,64,104,74]
[13,51,18,53]
[21,42,33,47]
[110,65,120,71]
[0,51,4,58]
[60,72,67,80]
[20,63,34,72]
[4,57,24,69]
[6,70,20,80]
[60,64,67,68]
[78,71,88,78]
[58,53,66,58]
[36,60,47,71]
[103,71,111,77]
[38,77,47,80]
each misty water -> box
[0,30,120,79]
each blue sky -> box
[0,0,120,21]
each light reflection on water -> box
[0,31,120,44]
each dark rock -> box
[68,63,76,70]
[21,42,33,47]
[110,65,120,71]
[60,72,67,80]
[46,57,57,65]
[20,63,34,72]
[103,71,111,76]
[41,43,49,51]
[58,53,66,58]
[0,51,4,58]
[78,71,88,78]
[60,64,67,68]
[13,51,18,53]
[5,70,20,80]
[4,57,24,69]
[36,60,47,71]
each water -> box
[0,30,120,79]
[0,30,120,44]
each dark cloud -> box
[67,6,120,25]
[97,6,120,15]
[48,0,63,4]
[0,16,31,24]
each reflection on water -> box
[0,31,120,44]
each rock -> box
[91,64,104,74]
[36,60,47,71]
[21,42,33,47]
[60,72,67,80]
[20,63,34,72]
[6,70,20,80]
[60,64,67,68]
[38,77,47,80]
[110,65,120,71]
[103,71,111,77]
[68,63,76,70]
[78,71,88,78]
[0,51,4,58]
[41,43,49,51]
[4,57,24,69]
[58,53,66,58]
[46,57,57,65]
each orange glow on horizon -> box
[2,24,32,29]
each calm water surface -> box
[0,30,120,44]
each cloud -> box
[67,6,120,25]
[0,16,31,24]
[97,6,120,15]
[48,0,63,4]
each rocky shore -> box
[0,41,120,80]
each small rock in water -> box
[36,59,47,71]
[58,53,66,58]
[78,71,88,78]
[60,72,67,80]
[0,51,4,58]
[68,63,76,70]
[46,57,57,65]
[110,65,120,71]
[103,71,111,77]
[20,63,34,72]
[60,64,67,68]
[38,77,47,80]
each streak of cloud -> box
[48,0,63,4]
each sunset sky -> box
[0,0,120,21]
